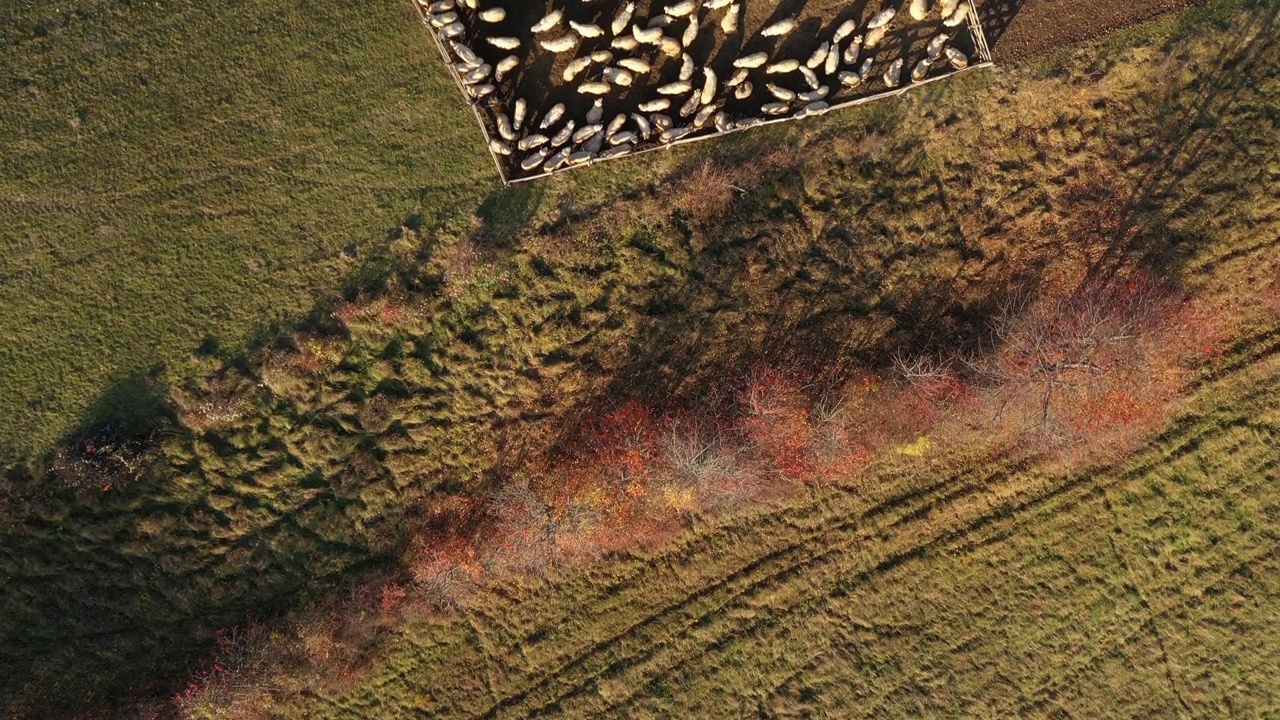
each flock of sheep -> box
[417,0,984,180]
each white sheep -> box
[479,8,505,22]
[496,113,517,141]
[682,18,699,47]
[806,42,830,69]
[800,66,819,89]
[927,33,949,60]
[486,36,520,50]
[631,113,653,139]
[612,3,635,36]
[945,46,969,69]
[604,67,635,86]
[867,8,896,29]
[766,59,800,74]
[639,98,671,112]
[532,9,562,33]
[659,80,693,95]
[679,93,700,117]
[843,35,862,64]
[513,99,527,130]
[573,123,603,144]
[522,148,550,171]
[462,64,491,84]
[541,34,577,52]
[612,35,640,50]
[700,68,717,104]
[883,58,903,87]
[661,126,692,143]
[693,104,716,128]
[858,57,874,81]
[488,138,512,155]
[599,144,632,159]
[832,19,856,44]
[543,148,569,171]
[798,100,829,117]
[761,17,797,37]
[618,57,650,73]
[451,41,478,64]
[563,57,592,82]
[943,4,970,27]
[762,101,789,115]
[865,25,888,49]
[734,52,768,68]
[909,0,930,21]
[734,81,753,99]
[517,134,549,151]
[767,83,796,101]
[679,53,695,81]
[721,4,740,33]
[665,0,696,18]
[578,81,611,95]
[912,58,932,82]
[570,21,604,38]
[726,68,749,87]
[798,86,828,101]
[539,103,566,129]
[494,55,519,82]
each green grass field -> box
[1,0,1278,716]
[0,0,495,459]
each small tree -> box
[968,275,1184,448]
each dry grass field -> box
[1,0,1277,717]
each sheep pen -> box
[414,0,994,184]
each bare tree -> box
[487,478,599,571]
[968,278,1172,442]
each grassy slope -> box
[0,0,493,459]
[0,0,1276,715]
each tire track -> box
[471,460,1023,718]
[587,401,1278,716]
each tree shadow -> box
[475,182,548,248]
[1085,5,1280,284]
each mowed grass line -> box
[0,0,495,459]
[312,328,1280,718]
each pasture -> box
[0,0,495,460]
[0,0,1277,716]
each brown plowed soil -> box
[978,0,1208,61]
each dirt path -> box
[978,0,1207,61]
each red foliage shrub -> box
[738,368,815,479]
